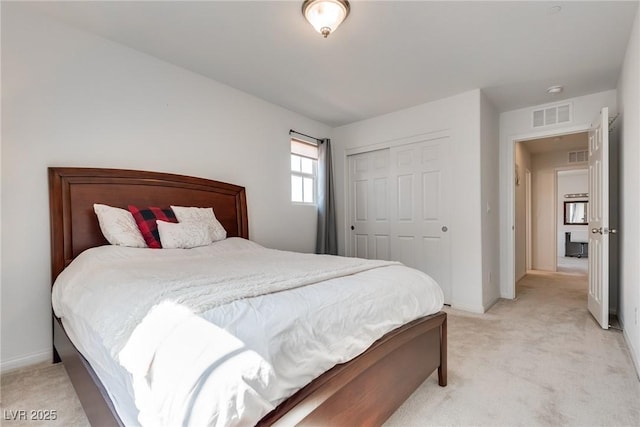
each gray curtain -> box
[316,138,338,255]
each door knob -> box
[441,226,448,232]
[350,225,355,230]
[609,228,617,234]
[591,227,602,234]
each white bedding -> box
[52,238,444,426]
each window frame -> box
[290,138,318,205]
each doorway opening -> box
[556,169,589,275]
[514,132,589,291]
[506,107,619,331]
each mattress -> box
[52,238,444,426]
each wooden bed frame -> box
[48,167,447,426]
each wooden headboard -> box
[48,167,248,284]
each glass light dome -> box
[302,0,350,38]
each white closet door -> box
[348,149,391,260]
[347,137,451,304]
[389,138,451,303]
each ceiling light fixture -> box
[302,0,350,38]
[547,85,564,94]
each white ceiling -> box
[15,1,639,127]
[520,131,588,154]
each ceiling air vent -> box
[568,150,588,163]
[532,103,572,128]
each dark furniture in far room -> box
[565,231,589,258]
[48,167,447,427]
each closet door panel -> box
[347,137,451,303]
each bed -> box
[48,167,447,426]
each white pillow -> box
[157,220,211,249]
[170,206,227,242]
[93,204,148,248]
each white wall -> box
[1,8,331,371]
[556,170,588,257]
[616,7,640,377]
[480,92,501,309]
[333,90,486,313]
[499,90,618,298]
[514,143,532,280]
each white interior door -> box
[389,139,451,303]
[348,149,391,260]
[588,107,609,329]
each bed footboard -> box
[53,312,446,427]
[258,311,447,426]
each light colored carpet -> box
[0,363,89,426]
[385,270,640,426]
[1,271,638,426]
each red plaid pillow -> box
[128,205,178,249]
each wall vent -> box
[568,150,588,163]
[532,103,572,128]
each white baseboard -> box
[453,296,500,314]
[623,328,640,381]
[0,350,51,374]
[451,302,486,314]
[483,296,501,313]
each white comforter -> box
[52,238,443,426]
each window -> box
[291,138,318,204]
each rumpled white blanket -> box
[120,302,276,426]
[54,238,398,358]
[52,238,443,426]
